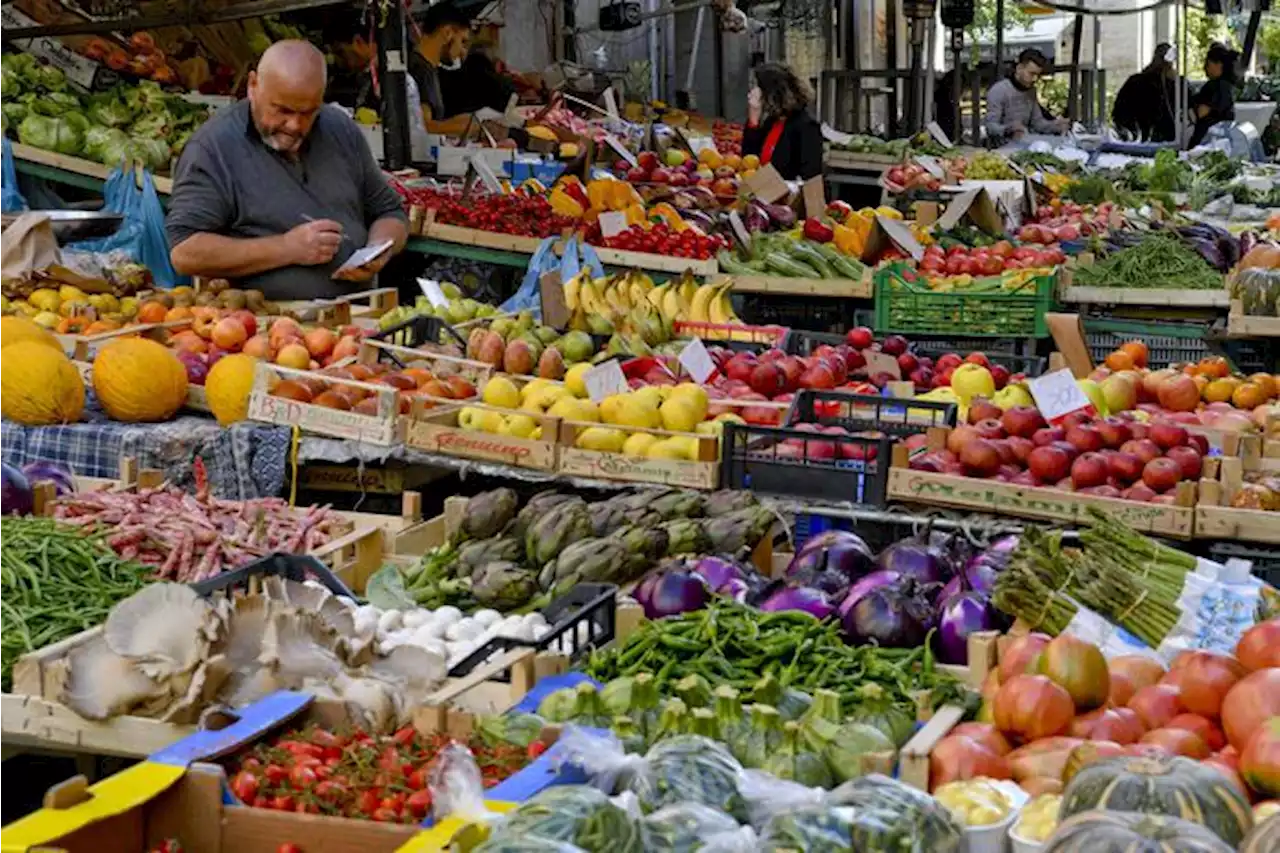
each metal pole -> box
[649,0,660,102]
[1092,14,1101,126]
[1242,10,1262,70]
[1067,14,1084,122]
[1178,0,1187,147]
[952,30,964,143]
[995,0,1005,71]
[377,0,411,170]
[923,15,936,130]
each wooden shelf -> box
[11,143,173,195]
[1059,286,1229,308]
[715,272,872,299]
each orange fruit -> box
[1105,350,1134,371]
[164,306,193,323]
[1248,373,1277,399]
[137,301,168,324]
[1233,382,1267,410]
[1203,377,1241,404]
[1120,340,1148,369]
[1197,356,1229,379]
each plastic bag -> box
[2,137,27,212]
[499,235,605,317]
[482,785,645,852]
[429,741,504,829]
[70,166,186,288]
[640,802,744,852]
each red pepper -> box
[802,217,835,243]
[824,200,853,222]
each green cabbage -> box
[32,64,66,92]
[123,80,166,114]
[86,93,135,128]
[28,91,81,117]
[127,137,171,172]
[2,101,28,126]
[83,126,129,166]
[823,721,894,783]
[476,711,547,748]
[600,676,635,717]
[18,113,83,155]
[536,686,577,723]
[765,720,834,788]
[1,67,19,99]
[129,110,172,140]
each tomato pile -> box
[397,187,578,239]
[224,724,542,823]
[586,221,730,259]
[919,241,1066,276]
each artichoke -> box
[702,505,775,555]
[648,489,707,520]
[458,488,519,542]
[471,560,538,610]
[659,518,710,556]
[525,499,593,569]
[456,535,523,578]
[512,490,579,538]
[537,537,629,595]
[703,489,759,517]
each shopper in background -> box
[1112,43,1180,142]
[408,1,475,132]
[741,63,823,181]
[984,48,1067,143]
[440,26,516,116]
[1188,42,1239,147]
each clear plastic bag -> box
[429,741,503,828]
[640,802,743,852]
[482,786,645,853]
[472,837,587,853]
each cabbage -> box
[130,110,172,140]
[475,711,547,748]
[18,114,83,155]
[123,80,166,114]
[83,126,129,166]
[2,101,28,126]
[823,721,894,783]
[87,94,134,128]
[29,91,81,117]
[33,64,66,92]
[1,67,19,99]
[63,112,89,135]
[536,686,577,723]
[126,137,171,172]
[600,676,635,716]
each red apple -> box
[881,335,909,356]
[1120,438,1161,465]
[1106,451,1144,484]
[1050,440,1081,462]
[1095,416,1132,449]
[1001,405,1046,438]
[1032,426,1066,447]
[968,397,1004,425]
[990,364,1011,390]
[960,439,1002,477]
[909,367,934,386]
[897,352,919,375]
[725,357,756,384]
[1028,445,1071,483]
[637,151,659,170]
[1122,483,1158,502]
[936,353,963,373]
[1006,436,1035,464]
[1066,424,1105,454]
[845,326,874,349]
[777,357,804,391]
[1149,422,1189,450]
[1187,433,1209,455]
[626,166,649,182]
[1010,470,1041,487]
[1071,452,1110,489]
[798,364,836,390]
[964,352,991,368]
[973,418,1006,440]
[1164,445,1203,480]
[1142,457,1183,492]
[749,362,787,396]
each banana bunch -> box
[648,276,741,326]
[565,270,654,316]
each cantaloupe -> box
[92,337,187,423]
[1,341,85,425]
[204,354,259,427]
[1,316,62,351]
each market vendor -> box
[983,49,1067,143]
[1112,43,1179,142]
[408,1,478,134]
[1188,42,1239,148]
[742,63,823,181]
[166,41,408,301]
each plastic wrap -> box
[482,786,646,853]
[640,802,744,852]
[429,742,503,829]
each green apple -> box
[664,148,688,167]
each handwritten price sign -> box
[1027,369,1096,424]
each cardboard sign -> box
[583,359,629,403]
[3,6,101,90]
[1027,368,1095,424]
[863,349,903,379]
[598,210,629,238]
[539,270,568,329]
[925,121,953,148]
[861,215,925,263]
[417,278,450,309]
[1046,313,1094,378]
[800,175,826,219]
[602,134,638,168]
[727,211,752,249]
[687,136,718,156]
[678,337,717,384]
[916,155,945,179]
[935,186,1003,235]
[741,163,789,204]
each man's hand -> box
[336,243,393,282]
[284,219,343,266]
[1009,123,1027,138]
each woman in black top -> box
[1189,42,1239,147]
[1112,43,1179,142]
[741,63,823,181]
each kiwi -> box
[171,292,194,307]
[221,290,247,310]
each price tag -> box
[862,349,902,379]
[687,136,718,156]
[539,270,568,329]
[583,359,629,403]
[602,87,620,120]
[678,337,717,384]
[727,211,752,249]
[916,155,945,179]
[1027,368,1095,424]
[925,121,953,147]
[469,155,505,194]
[598,210,630,238]
[417,278,450,309]
[602,134,638,168]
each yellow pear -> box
[575,426,626,453]
[475,410,506,433]
[482,376,520,409]
[522,398,546,414]
[549,397,599,423]
[520,378,551,402]
[613,396,658,429]
[645,438,688,460]
[532,384,571,410]
[670,383,709,421]
[565,363,592,398]
[600,394,625,424]
[500,414,538,438]
[660,397,699,433]
[671,436,700,460]
[631,386,665,410]
[622,432,659,457]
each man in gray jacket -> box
[984,49,1067,143]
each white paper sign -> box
[417,278,450,309]
[583,359,629,403]
[678,338,717,384]
[727,211,752,249]
[925,121,953,147]
[598,210,630,238]
[1027,369,1095,424]
[602,87,620,119]
[470,154,506,194]
[687,136,718,156]
[603,134,638,168]
[916,155,945,179]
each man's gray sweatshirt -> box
[985,78,1058,140]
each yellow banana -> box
[689,283,716,323]
[661,286,683,324]
[677,277,698,315]
[647,282,669,310]
[580,280,605,315]
[709,283,739,325]
[563,271,589,311]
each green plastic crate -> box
[872,262,1056,338]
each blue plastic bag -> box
[2,138,28,213]
[70,165,186,289]
[499,237,605,318]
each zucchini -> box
[764,252,820,278]
[784,242,835,278]
[717,251,765,275]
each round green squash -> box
[1044,811,1236,853]
[1059,755,1253,848]
[1241,813,1280,853]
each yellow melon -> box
[93,337,187,422]
[1,316,62,352]
[1,341,85,425]
[205,354,260,427]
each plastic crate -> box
[371,313,468,349]
[719,421,894,505]
[737,294,867,333]
[788,389,958,436]
[1084,317,1274,372]
[911,345,1048,378]
[1208,541,1280,588]
[873,263,1056,338]
[190,553,355,599]
[792,513,854,542]
[785,329,847,356]
[673,320,789,350]
[446,582,617,679]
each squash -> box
[92,337,187,423]
[0,341,85,426]
[1241,813,1280,853]
[204,354,259,427]
[0,316,61,351]
[1059,755,1254,847]
[1239,244,1280,270]
[1044,811,1236,853]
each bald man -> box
[167,40,409,300]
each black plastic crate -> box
[371,314,468,350]
[910,346,1048,378]
[736,294,867,333]
[190,553,355,599]
[1208,541,1280,588]
[784,329,847,356]
[788,390,958,436]
[719,421,894,505]
[446,582,617,679]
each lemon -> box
[575,426,626,452]
[500,414,538,438]
[565,363,592,398]
[659,397,699,432]
[482,376,520,408]
[645,438,687,460]
[622,433,659,457]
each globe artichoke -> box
[456,535,523,579]
[512,490,580,538]
[524,498,592,568]
[456,488,518,543]
[471,560,538,610]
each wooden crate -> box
[555,419,720,489]
[824,150,902,169]
[1227,299,1280,338]
[11,142,175,194]
[423,221,550,255]
[886,430,1197,539]
[246,361,404,445]
[897,704,967,791]
[588,246,718,277]
[712,272,872,299]
[404,404,560,470]
[411,647,568,738]
[61,319,191,361]
[356,338,495,388]
[1196,454,1280,544]
[0,692,195,758]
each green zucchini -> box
[784,242,835,278]
[717,251,765,275]
[764,252,819,278]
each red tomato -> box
[980,256,1004,275]
[288,764,317,789]
[990,240,1014,259]
[406,789,433,818]
[945,255,966,275]
[271,795,295,811]
[263,764,287,785]
[277,845,304,853]
[371,807,400,822]
[229,771,259,803]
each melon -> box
[1,316,62,351]
[205,354,259,427]
[1,341,85,425]
[92,337,187,423]
[1044,811,1236,853]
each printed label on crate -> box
[248,394,396,445]
[889,470,1190,535]
[583,359,629,403]
[559,449,716,488]
[406,422,555,469]
[1027,368,1095,424]
[678,337,717,384]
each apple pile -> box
[712,120,743,156]
[612,148,757,199]
[1019,200,1120,243]
[842,325,1025,392]
[909,404,1205,505]
[918,242,1065,277]
[267,360,477,416]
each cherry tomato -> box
[263,764,288,785]
[271,794,295,811]
[288,764,317,789]
[356,789,380,814]
[371,807,400,822]
[229,770,259,802]
[406,789,433,818]
[277,845,304,853]
[392,726,416,747]
[406,767,428,790]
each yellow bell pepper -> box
[875,206,903,221]
[624,203,647,227]
[548,185,585,219]
[832,222,862,257]
[519,178,547,195]
[586,179,613,211]
[649,203,687,232]
[610,182,644,210]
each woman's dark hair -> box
[754,62,812,117]
[1207,42,1240,83]
[1143,42,1173,76]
